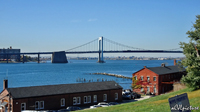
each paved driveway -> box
[121,95,151,103]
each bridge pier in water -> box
[97,37,105,63]
[22,55,24,63]
[38,54,40,63]
[51,51,68,63]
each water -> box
[0,60,174,91]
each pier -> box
[91,73,132,79]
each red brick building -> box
[0,81,122,112]
[132,62,186,95]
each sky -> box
[0,0,200,57]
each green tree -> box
[131,77,142,89]
[180,15,200,90]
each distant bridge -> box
[0,37,183,63]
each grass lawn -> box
[79,88,200,112]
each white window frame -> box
[84,96,87,104]
[141,76,143,81]
[87,96,91,103]
[40,101,44,109]
[103,94,107,101]
[115,93,118,100]
[93,95,97,103]
[135,76,137,80]
[147,76,150,81]
[61,98,65,107]
[147,87,150,92]
[154,86,157,93]
[73,97,77,105]
[76,97,81,105]
[141,87,144,92]
[21,103,26,111]
[35,101,39,110]
[153,77,156,81]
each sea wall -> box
[91,73,132,79]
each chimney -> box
[144,66,146,68]
[174,59,176,65]
[3,79,8,89]
[161,63,165,67]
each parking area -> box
[82,95,151,110]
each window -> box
[93,95,97,102]
[147,77,150,81]
[154,87,156,93]
[153,77,156,81]
[141,76,143,81]
[84,96,87,104]
[73,97,77,105]
[35,101,44,110]
[135,76,137,80]
[35,101,39,110]
[115,93,118,100]
[61,98,65,107]
[141,87,144,92]
[21,103,26,111]
[147,87,150,92]
[40,101,44,109]
[87,96,91,103]
[77,97,81,104]
[103,94,107,101]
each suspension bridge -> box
[0,37,183,63]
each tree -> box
[131,77,142,89]
[131,77,151,94]
[180,15,200,90]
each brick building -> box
[132,61,186,95]
[0,80,122,112]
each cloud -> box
[88,19,97,22]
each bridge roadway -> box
[0,50,183,55]
[0,50,183,63]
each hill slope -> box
[80,88,200,112]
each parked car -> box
[90,105,102,108]
[97,102,110,107]
[122,92,131,100]
[66,106,81,111]
[108,102,119,105]
[132,92,141,98]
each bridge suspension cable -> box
[65,37,183,52]
[66,38,99,51]
[103,38,146,51]
[164,48,182,51]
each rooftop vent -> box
[161,63,165,67]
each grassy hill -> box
[80,88,200,112]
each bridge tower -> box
[97,37,105,63]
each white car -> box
[90,105,102,108]
[97,102,110,107]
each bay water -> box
[0,60,175,91]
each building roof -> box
[7,81,122,99]
[146,65,186,75]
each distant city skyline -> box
[1,0,200,57]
